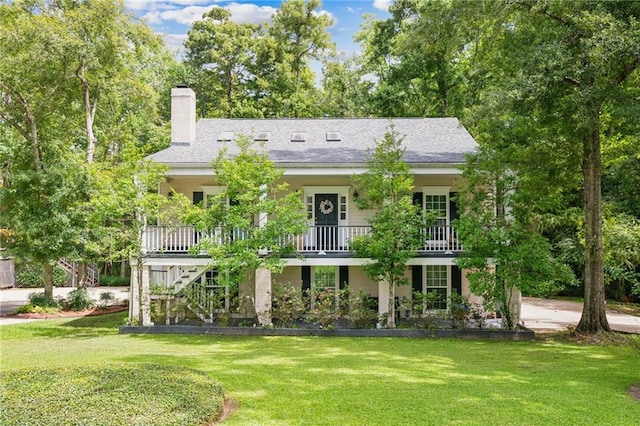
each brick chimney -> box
[171,85,196,145]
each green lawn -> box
[2,312,639,425]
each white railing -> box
[142,225,463,254]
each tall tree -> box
[350,127,425,328]
[257,0,335,117]
[184,7,259,118]
[481,1,640,333]
[355,0,493,117]
[455,147,575,329]
[1,0,175,292]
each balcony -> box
[142,225,463,255]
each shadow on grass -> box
[4,312,128,339]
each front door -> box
[315,194,338,251]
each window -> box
[311,266,338,310]
[425,194,447,226]
[425,265,448,310]
[314,266,337,290]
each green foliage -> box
[15,263,69,288]
[62,288,95,311]
[456,148,576,329]
[0,364,224,426]
[351,127,425,327]
[345,288,378,329]
[99,275,130,286]
[271,283,306,327]
[182,0,334,118]
[307,288,339,329]
[186,135,307,281]
[26,292,60,310]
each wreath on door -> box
[319,199,334,215]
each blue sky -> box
[125,0,392,58]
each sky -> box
[125,0,392,58]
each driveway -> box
[521,297,640,334]
[0,287,130,326]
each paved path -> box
[521,297,640,334]
[0,287,130,326]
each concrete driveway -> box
[521,297,640,334]
[0,287,130,326]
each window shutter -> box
[413,192,423,208]
[339,266,349,290]
[449,192,459,221]
[302,266,311,293]
[411,265,423,294]
[451,265,462,295]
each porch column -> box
[140,265,151,326]
[129,262,140,323]
[378,280,390,326]
[255,266,272,326]
[509,286,522,326]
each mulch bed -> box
[5,305,128,319]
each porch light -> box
[352,191,359,202]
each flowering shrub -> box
[271,283,306,327]
[307,288,339,329]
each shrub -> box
[27,292,61,309]
[99,275,130,286]
[15,263,69,288]
[271,283,305,327]
[307,288,339,329]
[347,289,378,329]
[63,288,95,311]
[98,291,115,308]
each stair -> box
[58,259,100,287]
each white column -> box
[129,262,140,323]
[255,267,272,326]
[141,265,151,326]
[509,286,522,327]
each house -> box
[129,86,512,327]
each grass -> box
[1,312,640,425]
[1,364,224,426]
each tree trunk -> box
[576,116,610,333]
[387,278,396,328]
[43,263,54,298]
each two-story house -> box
[129,86,490,326]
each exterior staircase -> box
[58,259,100,287]
[165,265,214,323]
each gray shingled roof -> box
[148,118,478,165]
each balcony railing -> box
[142,225,462,254]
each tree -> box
[184,135,308,318]
[350,127,425,328]
[319,56,372,117]
[355,0,493,117]
[455,147,575,329]
[477,1,640,333]
[256,0,335,117]
[184,7,260,118]
[0,0,176,293]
